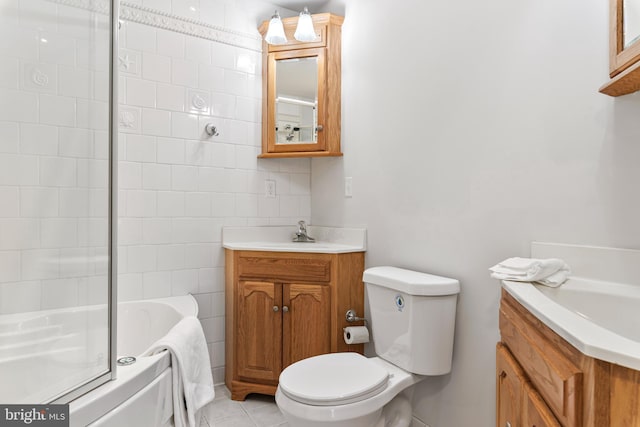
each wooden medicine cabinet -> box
[258,13,344,158]
[600,0,640,96]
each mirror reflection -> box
[624,0,640,47]
[275,57,318,144]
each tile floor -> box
[209,385,289,427]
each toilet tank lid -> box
[363,266,460,296]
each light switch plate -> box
[345,176,353,198]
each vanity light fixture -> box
[265,10,287,45]
[294,7,317,42]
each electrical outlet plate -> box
[265,179,276,198]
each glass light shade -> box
[265,11,287,45]
[294,7,316,42]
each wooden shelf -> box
[258,151,343,159]
[599,59,640,96]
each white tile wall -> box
[0,0,309,386]
[0,0,111,319]
[113,0,311,384]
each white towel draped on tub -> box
[489,257,571,287]
[143,316,215,427]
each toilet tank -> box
[363,266,460,376]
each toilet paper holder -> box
[345,309,367,325]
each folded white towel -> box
[143,316,215,427]
[489,257,570,287]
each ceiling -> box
[272,0,331,12]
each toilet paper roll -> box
[343,326,370,345]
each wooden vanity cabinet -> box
[498,288,640,427]
[225,249,364,400]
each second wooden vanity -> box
[498,289,640,427]
[225,249,365,400]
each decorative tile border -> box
[48,0,262,52]
[120,3,262,52]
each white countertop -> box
[222,226,366,254]
[499,242,640,371]
[503,278,640,371]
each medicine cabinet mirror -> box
[275,55,320,145]
[600,0,640,95]
[610,0,640,75]
[258,13,343,158]
[272,49,325,149]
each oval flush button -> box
[395,295,405,312]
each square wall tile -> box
[172,58,198,88]
[171,112,199,139]
[126,134,157,162]
[0,122,19,153]
[157,29,185,59]
[59,127,93,158]
[0,251,20,283]
[142,108,171,137]
[20,123,58,155]
[142,52,171,83]
[126,77,157,108]
[0,281,41,314]
[0,89,38,123]
[0,154,40,185]
[126,22,156,53]
[157,137,185,164]
[41,278,79,309]
[186,37,211,64]
[157,83,185,112]
[40,94,76,127]
[142,163,171,190]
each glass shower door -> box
[0,0,116,403]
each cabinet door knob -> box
[273,306,279,312]
[282,306,289,313]
[316,125,323,132]
[506,422,511,427]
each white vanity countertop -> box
[222,226,367,254]
[500,242,640,371]
[503,278,640,371]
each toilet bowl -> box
[275,353,421,427]
[275,266,460,427]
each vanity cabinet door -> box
[237,280,282,383]
[282,283,331,368]
[497,343,525,427]
[523,382,562,427]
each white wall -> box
[311,0,640,425]
[116,0,311,383]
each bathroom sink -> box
[225,241,358,253]
[222,226,367,254]
[536,279,640,342]
[502,277,640,370]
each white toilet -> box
[275,266,460,427]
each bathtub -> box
[68,295,198,427]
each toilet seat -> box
[278,353,389,406]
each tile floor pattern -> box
[210,385,289,427]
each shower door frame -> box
[48,0,119,404]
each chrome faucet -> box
[293,220,315,242]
